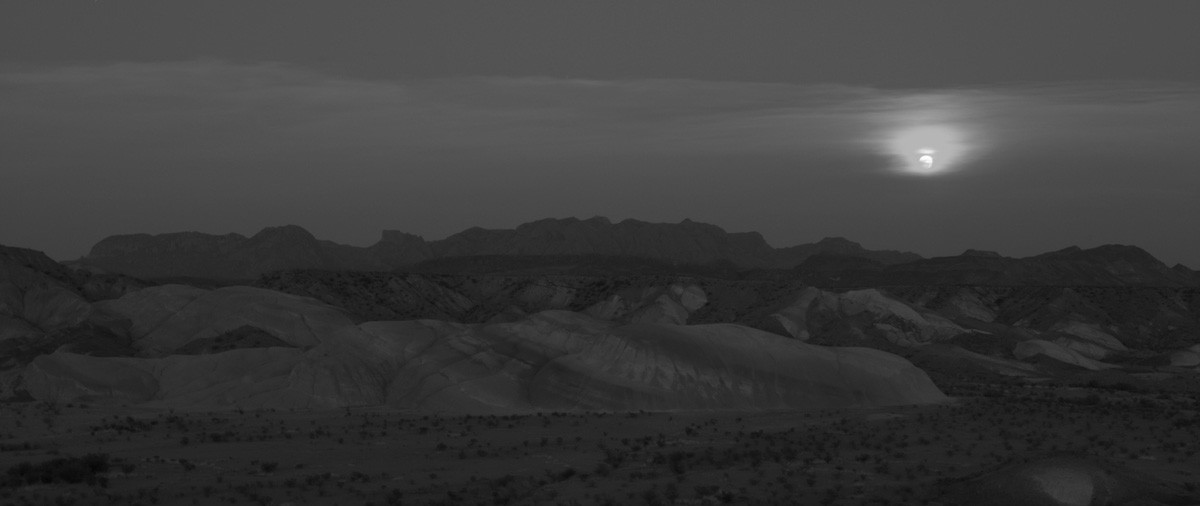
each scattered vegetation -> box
[3,453,110,487]
[0,381,1197,504]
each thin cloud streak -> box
[4,61,1198,165]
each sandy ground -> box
[1,383,1198,505]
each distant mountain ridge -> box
[81,217,921,280]
[7,236,1200,409]
[797,244,1199,288]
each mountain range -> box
[4,217,1200,411]
[2,243,945,410]
[79,217,921,280]
[798,245,1200,288]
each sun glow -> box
[886,125,972,176]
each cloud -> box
[3,61,1198,172]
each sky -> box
[2,1,1200,267]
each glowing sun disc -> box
[885,125,971,176]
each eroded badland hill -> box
[3,220,1200,505]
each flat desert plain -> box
[1,382,1198,505]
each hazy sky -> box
[3,2,1200,267]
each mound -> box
[23,309,947,412]
[522,315,948,410]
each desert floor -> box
[1,381,1199,505]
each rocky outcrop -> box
[1048,322,1127,360]
[0,247,93,341]
[94,285,358,355]
[370,230,434,268]
[762,287,969,346]
[778,237,921,268]
[1013,340,1116,371]
[586,283,707,325]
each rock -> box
[939,288,998,322]
[585,284,707,325]
[1013,340,1116,371]
[1050,322,1127,360]
[673,283,708,312]
[0,250,93,341]
[823,289,967,346]
[584,294,628,321]
[516,279,577,309]
[624,293,690,325]
[763,287,969,345]
[762,287,823,340]
[95,285,357,355]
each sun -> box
[885,124,971,176]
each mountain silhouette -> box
[81,217,921,280]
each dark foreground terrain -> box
[2,381,1199,506]
[6,227,1200,504]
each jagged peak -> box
[251,225,317,242]
[1036,244,1164,266]
[816,237,861,247]
[1029,246,1082,260]
[379,230,426,243]
[442,226,505,242]
[503,216,743,237]
[0,244,73,280]
[519,217,579,227]
[1050,245,1083,255]
[677,219,728,233]
[1085,244,1167,267]
[961,249,1002,258]
[1086,243,1156,256]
